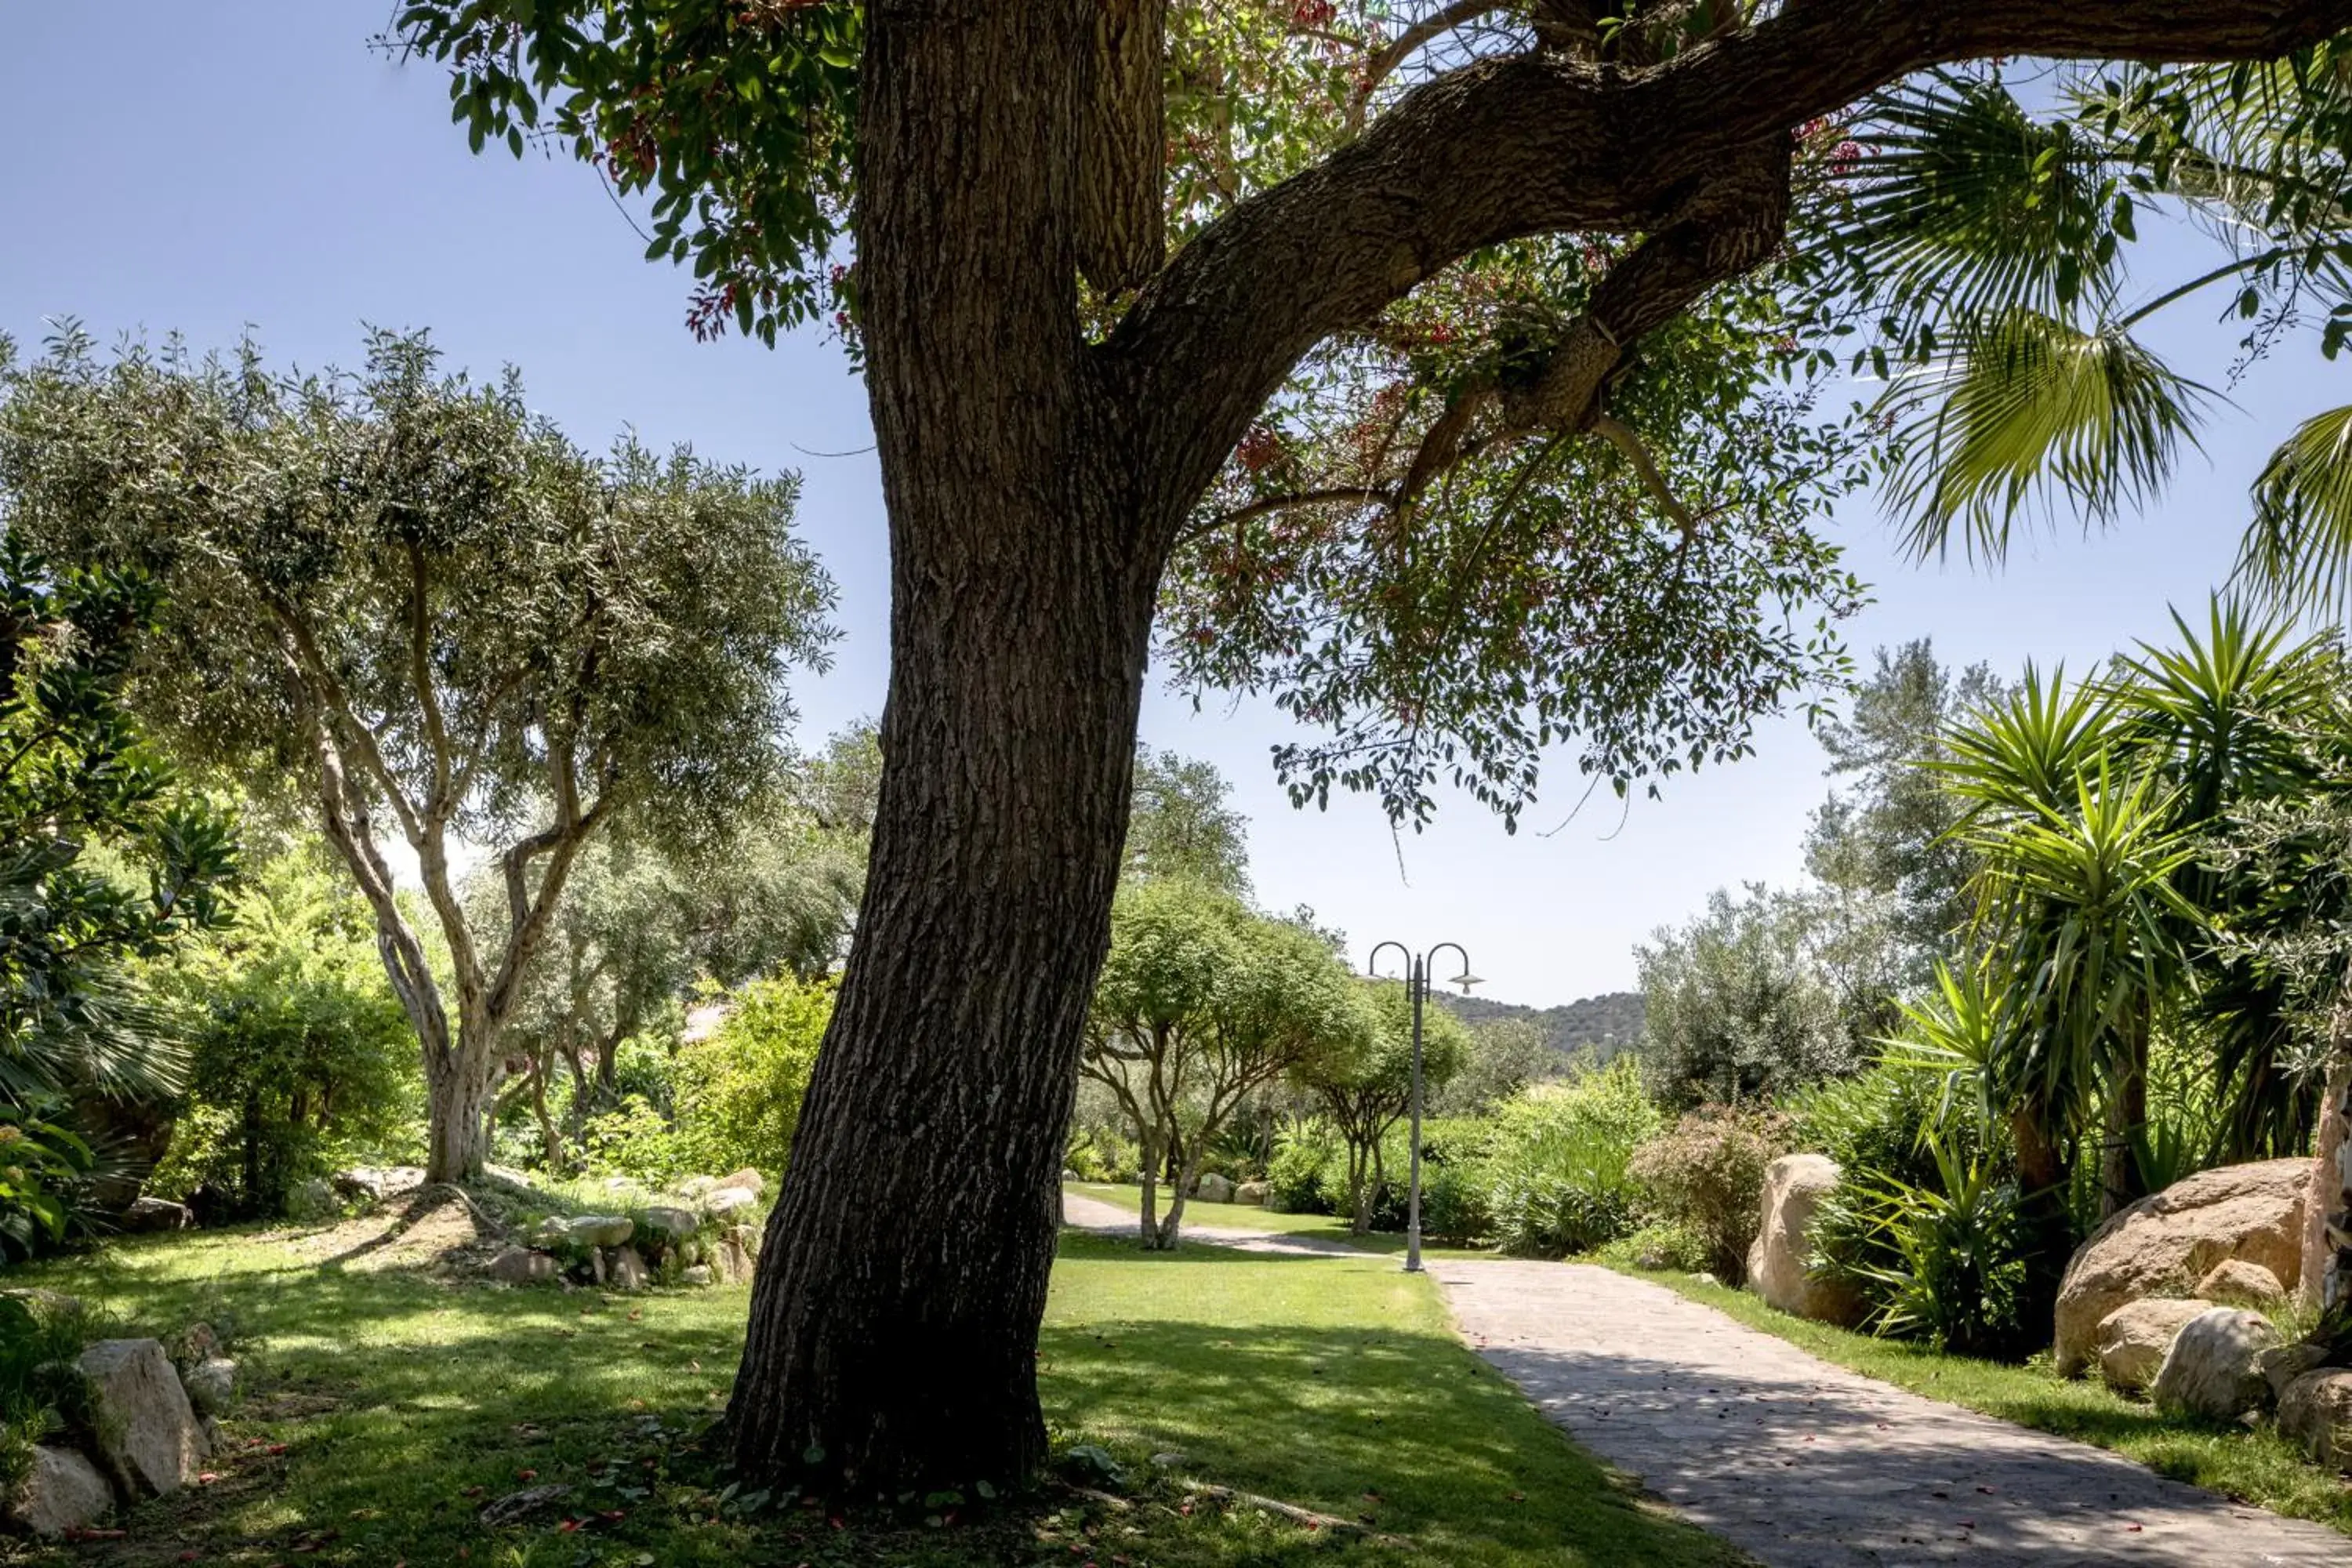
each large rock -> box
[2260,1341,2330,1399]
[565,1214,634,1249]
[2091,1298,2214,1393]
[6,1446,114,1538]
[713,1168,764,1199]
[2194,1258,2287,1310]
[1744,1154,1864,1326]
[1195,1172,1236,1204]
[75,1339,207,1497]
[2148,1307,2278,1421]
[2277,1368,2352,1467]
[703,1187,758,1218]
[638,1205,699,1243]
[1234,1180,1267,1207]
[285,1176,339,1221]
[118,1196,191,1234]
[605,1245,649,1291]
[2053,1158,2309,1376]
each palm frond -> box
[2240,403,2352,621]
[1881,310,2210,561]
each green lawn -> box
[1615,1265,2352,1537]
[1065,1181,1499,1261]
[0,1220,1743,1566]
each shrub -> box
[0,1100,96,1261]
[1479,1061,1659,1257]
[0,1292,100,1492]
[1595,1220,1711,1274]
[1263,1116,1341,1214]
[579,1094,692,1187]
[1813,1134,2031,1357]
[1631,1104,1795,1283]
[668,975,830,1181]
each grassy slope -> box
[1065,1181,1497,1261]
[0,1225,1744,1567]
[1617,1267,2352,1537]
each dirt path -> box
[1059,1190,2348,1565]
[1432,1258,2348,1566]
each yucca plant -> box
[1817,1128,2032,1359]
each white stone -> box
[180,1357,237,1417]
[2149,1307,2278,1421]
[75,1338,208,1497]
[2090,1298,2212,1393]
[6,1446,114,1538]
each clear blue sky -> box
[2,4,2334,1004]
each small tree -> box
[1437,1017,1555,1116]
[1637,883,1862,1109]
[1080,880,1365,1248]
[1297,981,1468,1233]
[0,329,837,1182]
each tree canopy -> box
[0,327,838,1181]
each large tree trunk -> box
[727,0,1160,1486]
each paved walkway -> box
[1058,1192,2350,1566]
[1435,1259,2347,1567]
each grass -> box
[1065,1182,1499,1261]
[1614,1265,2352,1537]
[0,1218,1742,1566]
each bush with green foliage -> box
[0,1102,96,1261]
[1813,1132,2032,1358]
[670,975,830,1181]
[146,850,417,1218]
[1479,1061,1661,1257]
[0,1291,98,1490]
[1263,1116,1342,1214]
[1630,1104,1795,1282]
[1595,1220,1713,1274]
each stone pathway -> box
[1057,1192,2350,1566]
[1060,1190,1362,1257]
[1433,1258,2349,1567]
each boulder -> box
[2149,1307,2278,1421]
[606,1245,649,1291]
[118,1196,192,1234]
[677,1175,717,1200]
[6,1445,114,1539]
[285,1176,339,1221]
[713,1232,754,1284]
[1744,1154,1864,1326]
[2277,1368,2352,1468]
[2091,1298,2213,1392]
[1195,1172,1236,1204]
[74,1338,208,1497]
[703,1187,757,1218]
[566,1214,634,1249]
[2194,1258,2287,1311]
[2053,1157,2310,1376]
[2,1287,82,1320]
[2259,1341,2331,1399]
[181,1357,237,1417]
[730,1221,762,1260]
[1235,1180,1268,1207]
[485,1247,560,1285]
[713,1168,765,1199]
[331,1166,425,1203]
[638,1205,699,1243]
[680,1265,715,1287]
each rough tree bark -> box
[729,0,2352,1490]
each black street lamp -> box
[1367,940,1479,1272]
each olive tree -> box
[390,0,2352,1487]
[1080,878,1367,1247]
[0,329,837,1183]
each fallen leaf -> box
[265,1443,289,1457]
[516,1468,539,1482]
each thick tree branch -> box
[1116,0,2352,532]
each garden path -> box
[1435,1258,2347,1567]
[1060,1192,2349,1566]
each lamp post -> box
[1367,940,1479,1272]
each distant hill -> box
[1434,989,1646,1068]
